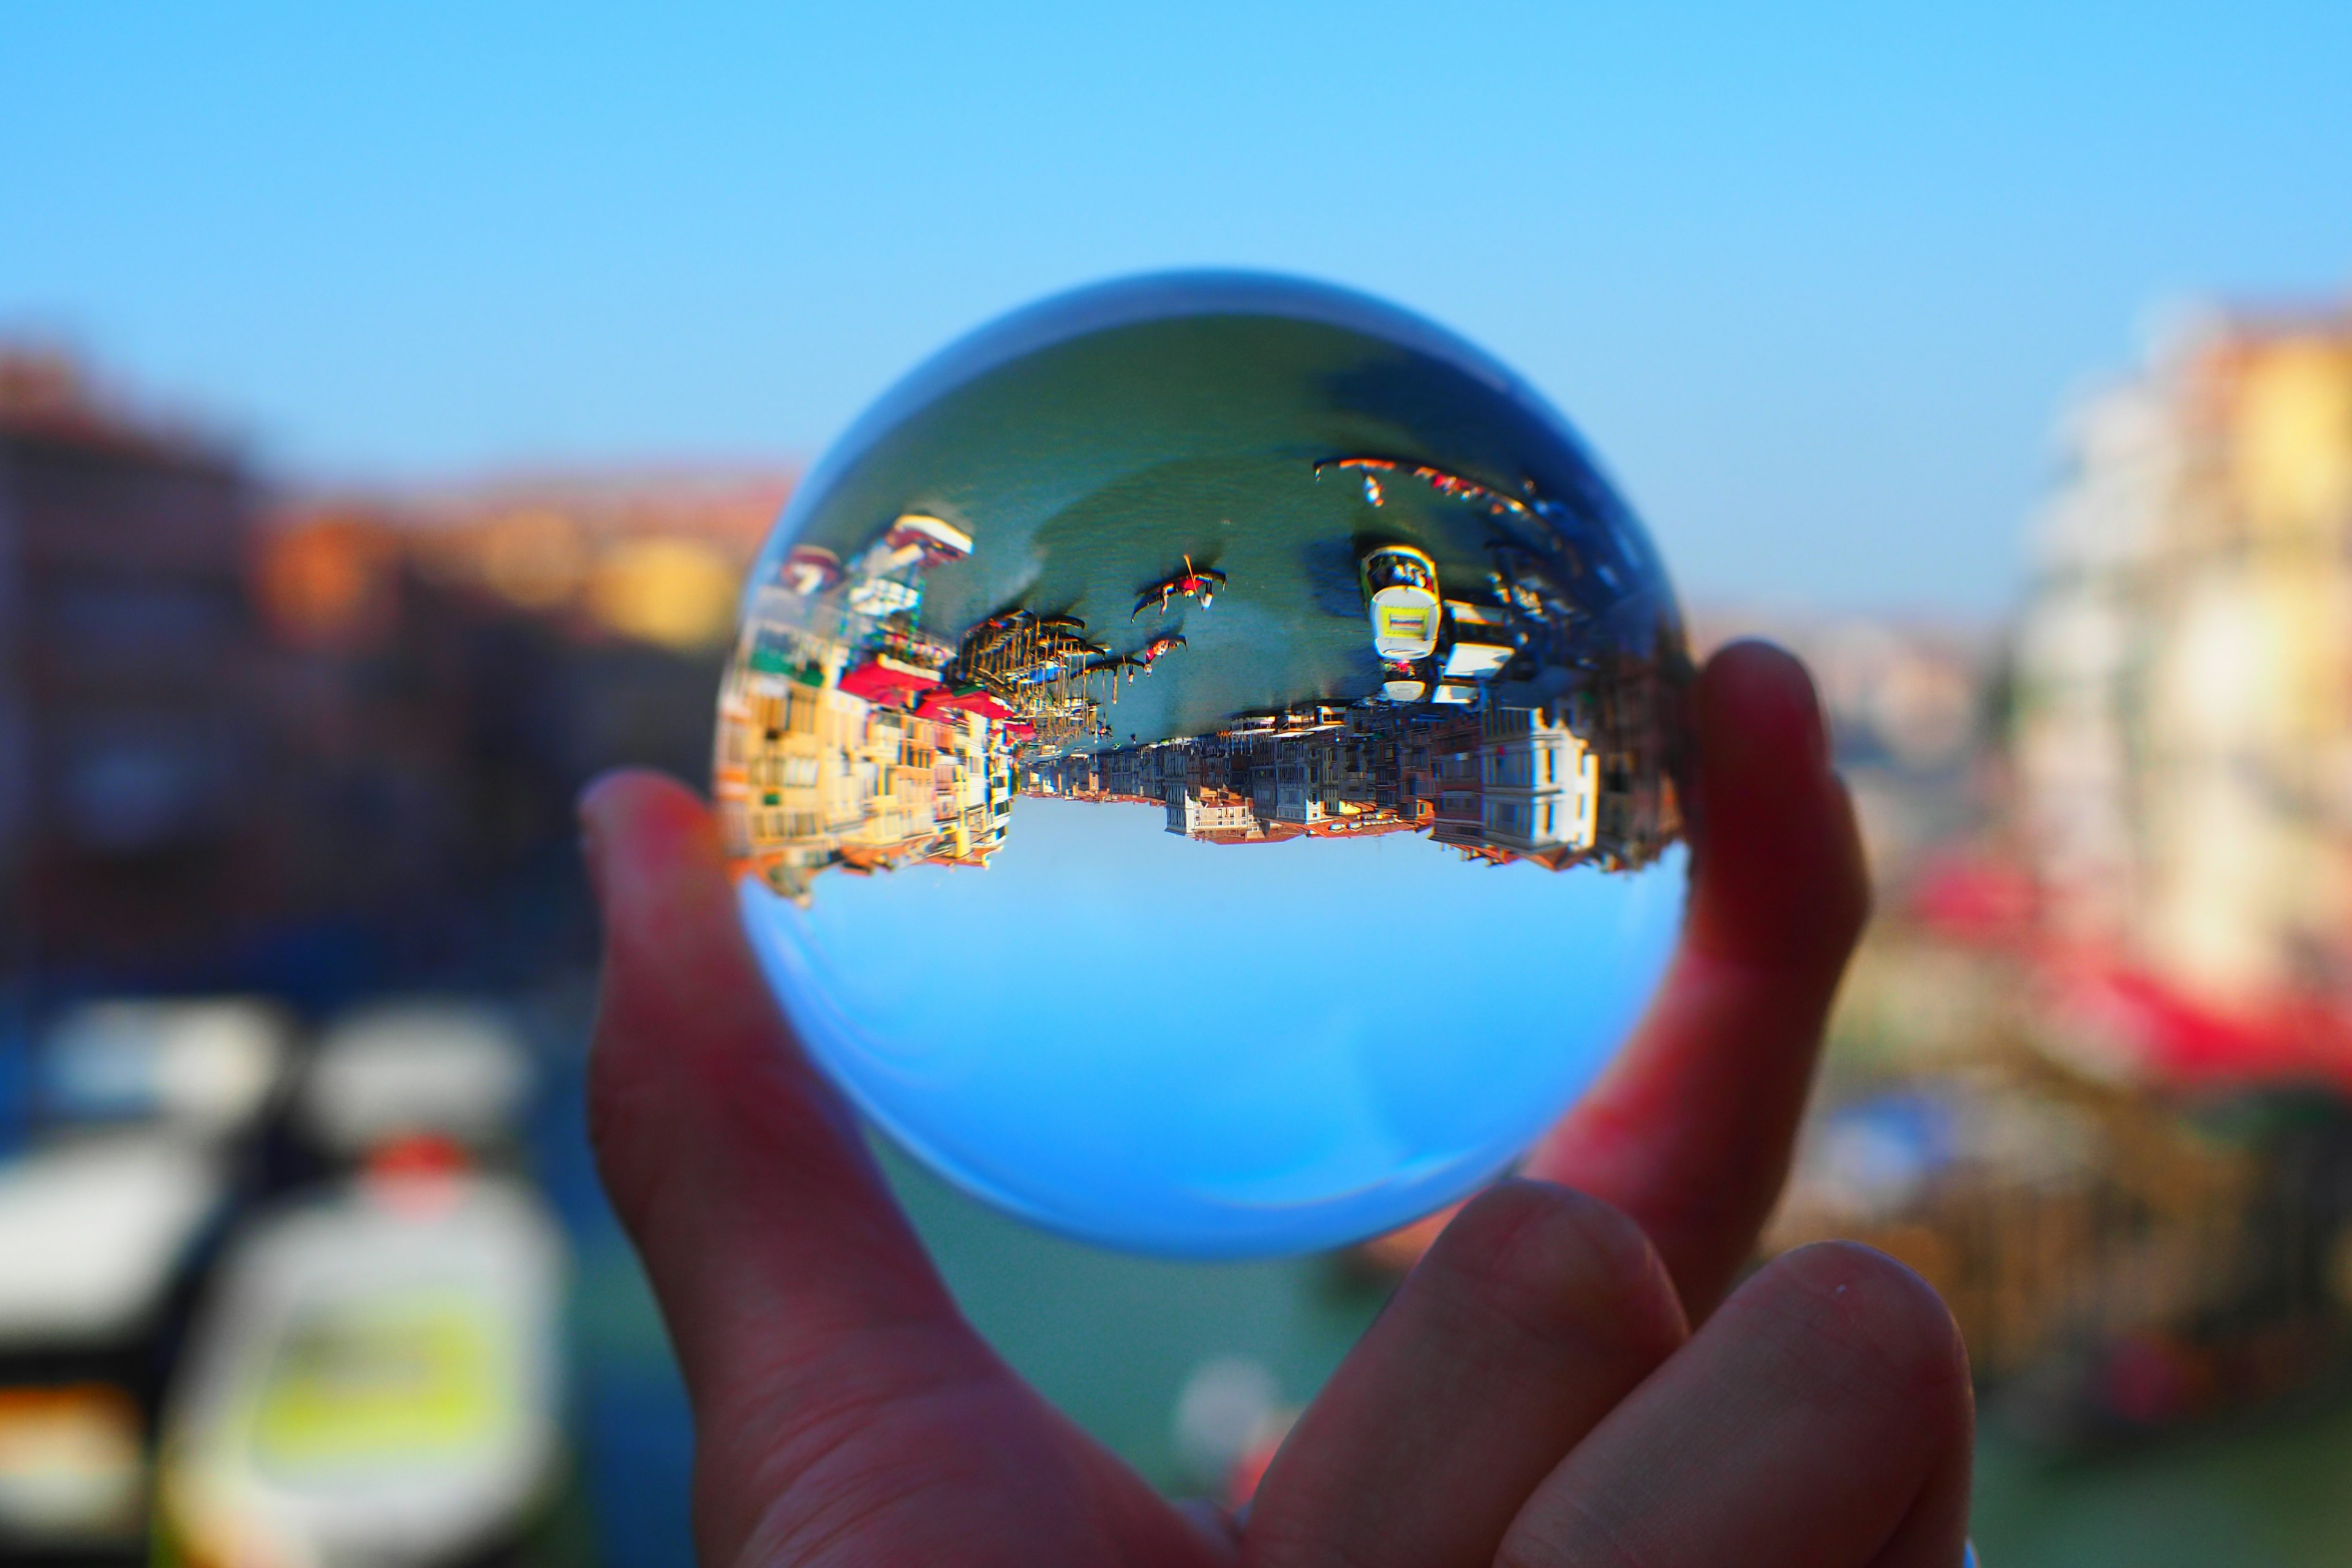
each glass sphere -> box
[716,273,1691,1256]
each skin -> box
[580,639,1975,1568]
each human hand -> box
[579,639,1973,1567]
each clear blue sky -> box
[5,2,2346,612]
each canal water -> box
[764,299,1676,747]
[560,1109,2352,1568]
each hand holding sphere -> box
[579,643,1976,1566]
[579,274,1974,1562]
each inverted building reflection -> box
[717,468,1681,907]
[1036,674,1678,873]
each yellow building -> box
[716,635,1018,902]
[716,657,866,903]
[925,709,1002,865]
[2018,304,2352,1016]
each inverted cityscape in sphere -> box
[715,273,1693,1256]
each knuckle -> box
[1751,1241,1970,1409]
[1497,1494,1656,1568]
[1421,1180,1683,1360]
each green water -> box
[1971,1401,2352,1567]
[774,308,1672,748]
[569,1131,2352,1562]
[880,1139,1391,1488]
[885,1145,2352,1559]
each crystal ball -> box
[716,273,1691,1256]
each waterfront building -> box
[926,710,994,864]
[1479,704,1599,857]
[1038,676,1672,871]
[1427,715,1485,850]
[1166,785,1262,842]
[2015,300,2352,1074]
[0,350,273,970]
[1583,653,1681,872]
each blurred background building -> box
[1,353,268,981]
[2016,306,2352,1084]
[4,344,787,996]
[0,345,790,1566]
[1752,303,2352,1467]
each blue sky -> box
[5,2,2346,612]
[745,802,1687,1255]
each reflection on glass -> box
[714,273,1692,1256]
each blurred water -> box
[546,1100,2352,1566]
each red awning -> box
[839,657,941,705]
[916,688,1014,722]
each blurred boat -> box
[844,575,922,618]
[0,1131,230,1559]
[1436,599,1517,684]
[295,1002,535,1166]
[39,998,290,1141]
[0,1134,223,1355]
[0,1383,146,1556]
[157,1168,567,1568]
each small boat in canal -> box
[1359,544,1441,662]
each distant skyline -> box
[6,2,2347,613]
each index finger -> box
[1525,639,1869,1317]
[579,771,991,1553]
[581,770,961,1375]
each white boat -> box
[0,1132,225,1357]
[297,1001,534,1161]
[39,997,289,1138]
[158,1171,567,1568]
[778,545,842,595]
[1439,641,1514,679]
[0,1132,229,1552]
[884,513,973,564]
[0,1381,145,1548]
[1359,545,1441,662]
[846,575,923,617]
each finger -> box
[580,771,993,1548]
[581,769,960,1376]
[1527,639,1869,1317]
[1497,1242,1974,1568]
[1245,1181,1686,1568]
